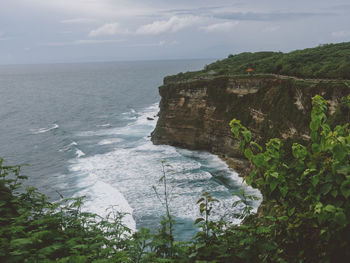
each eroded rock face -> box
[151,76,350,159]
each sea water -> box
[0,60,261,240]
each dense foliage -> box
[165,42,350,82]
[1,95,350,262]
[229,94,350,262]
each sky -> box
[0,0,349,64]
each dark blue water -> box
[0,60,260,240]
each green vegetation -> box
[1,94,350,262]
[164,42,350,82]
[229,94,350,262]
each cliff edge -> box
[151,74,350,174]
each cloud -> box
[331,30,350,38]
[75,39,125,44]
[214,11,333,21]
[23,0,150,18]
[61,18,99,24]
[200,21,239,32]
[131,41,166,47]
[39,39,125,46]
[131,40,179,47]
[136,15,201,35]
[89,23,129,37]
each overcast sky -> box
[0,0,349,64]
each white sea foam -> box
[98,138,124,145]
[73,173,136,231]
[68,103,261,234]
[31,123,59,134]
[75,149,85,158]
[96,123,111,128]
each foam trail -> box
[32,123,59,134]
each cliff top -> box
[164,42,350,83]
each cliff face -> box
[151,75,350,161]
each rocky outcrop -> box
[151,75,350,169]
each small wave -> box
[122,108,140,120]
[31,123,59,134]
[96,123,111,128]
[76,149,86,158]
[77,103,159,137]
[59,141,78,152]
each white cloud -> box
[61,18,99,24]
[89,23,129,37]
[39,39,125,46]
[25,0,155,19]
[331,30,350,38]
[136,15,201,35]
[131,41,166,47]
[200,21,239,32]
[75,39,125,44]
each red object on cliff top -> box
[246,68,254,72]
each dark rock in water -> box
[147,117,154,120]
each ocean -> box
[0,60,261,240]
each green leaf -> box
[323,204,336,213]
[336,165,350,175]
[194,218,204,224]
[239,141,246,151]
[278,185,288,198]
[334,211,347,226]
[333,144,348,162]
[314,202,323,214]
[195,243,206,249]
[311,175,320,187]
[331,189,338,198]
[256,226,271,234]
[288,207,295,216]
[340,179,350,199]
[250,141,262,152]
[310,120,320,132]
[253,153,266,168]
[292,143,308,160]
[270,180,279,192]
[241,130,252,142]
[10,238,32,247]
[271,172,279,178]
[278,216,289,221]
[244,148,254,160]
[196,197,204,204]
[320,183,332,195]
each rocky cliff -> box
[151,75,350,173]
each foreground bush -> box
[228,94,350,262]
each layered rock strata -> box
[151,75,350,173]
